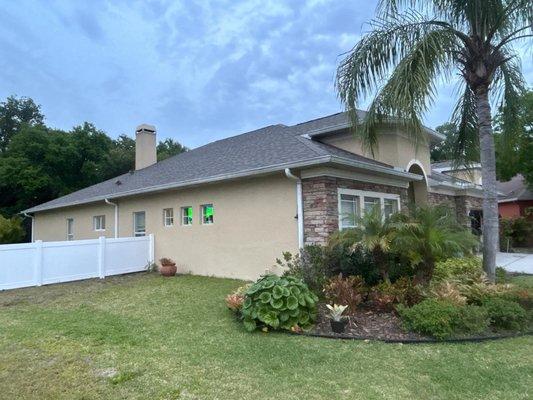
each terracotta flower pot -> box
[330,318,348,334]
[159,263,177,277]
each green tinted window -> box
[202,204,214,224]
[181,207,193,225]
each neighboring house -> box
[497,174,533,219]
[24,112,484,280]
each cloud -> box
[0,0,531,148]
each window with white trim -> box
[338,189,401,230]
[66,218,74,241]
[339,194,359,229]
[163,208,174,227]
[133,211,146,237]
[181,206,193,226]
[201,204,214,225]
[93,215,105,231]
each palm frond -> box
[336,12,459,154]
[450,83,479,165]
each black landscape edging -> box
[294,330,533,344]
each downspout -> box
[284,168,304,249]
[21,212,35,242]
[104,199,118,238]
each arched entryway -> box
[406,160,428,206]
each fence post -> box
[149,234,155,264]
[98,236,106,279]
[34,240,43,286]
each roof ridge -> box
[292,111,346,126]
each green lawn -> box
[0,273,531,400]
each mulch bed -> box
[298,304,531,343]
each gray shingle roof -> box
[497,174,533,201]
[25,112,420,213]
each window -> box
[339,194,359,229]
[163,208,174,227]
[338,189,401,230]
[201,204,214,225]
[93,215,105,231]
[384,198,399,219]
[133,211,146,237]
[66,218,74,241]
[181,206,193,226]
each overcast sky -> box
[1,1,531,148]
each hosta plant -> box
[241,275,318,332]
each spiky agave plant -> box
[336,0,532,280]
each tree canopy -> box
[0,96,188,219]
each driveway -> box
[497,252,533,274]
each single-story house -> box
[24,111,484,280]
[497,174,533,219]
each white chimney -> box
[135,124,157,170]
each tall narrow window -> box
[181,206,193,226]
[384,198,399,219]
[340,194,359,229]
[93,215,105,231]
[133,211,146,237]
[163,208,174,227]
[66,218,74,241]
[201,204,214,225]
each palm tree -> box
[330,206,397,282]
[336,1,531,281]
[392,206,478,284]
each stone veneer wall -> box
[302,176,408,245]
[428,192,483,227]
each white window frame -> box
[66,218,74,241]
[133,211,146,237]
[93,215,106,231]
[163,208,174,227]
[181,206,193,226]
[337,188,401,230]
[201,204,214,225]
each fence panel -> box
[0,235,154,291]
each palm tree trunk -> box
[475,86,498,282]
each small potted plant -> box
[159,257,177,277]
[326,304,349,334]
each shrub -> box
[398,299,489,339]
[495,267,508,283]
[241,275,318,332]
[432,257,483,283]
[324,242,382,285]
[369,277,423,312]
[428,280,467,306]
[0,215,25,244]
[278,246,326,295]
[482,298,528,331]
[458,280,515,306]
[225,284,251,313]
[323,274,366,314]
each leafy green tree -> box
[431,123,459,162]
[393,206,478,284]
[495,90,533,184]
[0,96,44,152]
[157,138,188,161]
[0,215,25,244]
[336,0,531,280]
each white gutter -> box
[104,199,118,238]
[21,212,34,242]
[284,168,304,249]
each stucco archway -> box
[406,160,428,206]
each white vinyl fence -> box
[0,235,154,291]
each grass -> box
[0,273,531,400]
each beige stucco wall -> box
[320,126,431,174]
[34,174,298,280]
[446,169,483,185]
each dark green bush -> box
[398,299,489,339]
[278,246,326,295]
[482,298,528,331]
[241,275,318,332]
